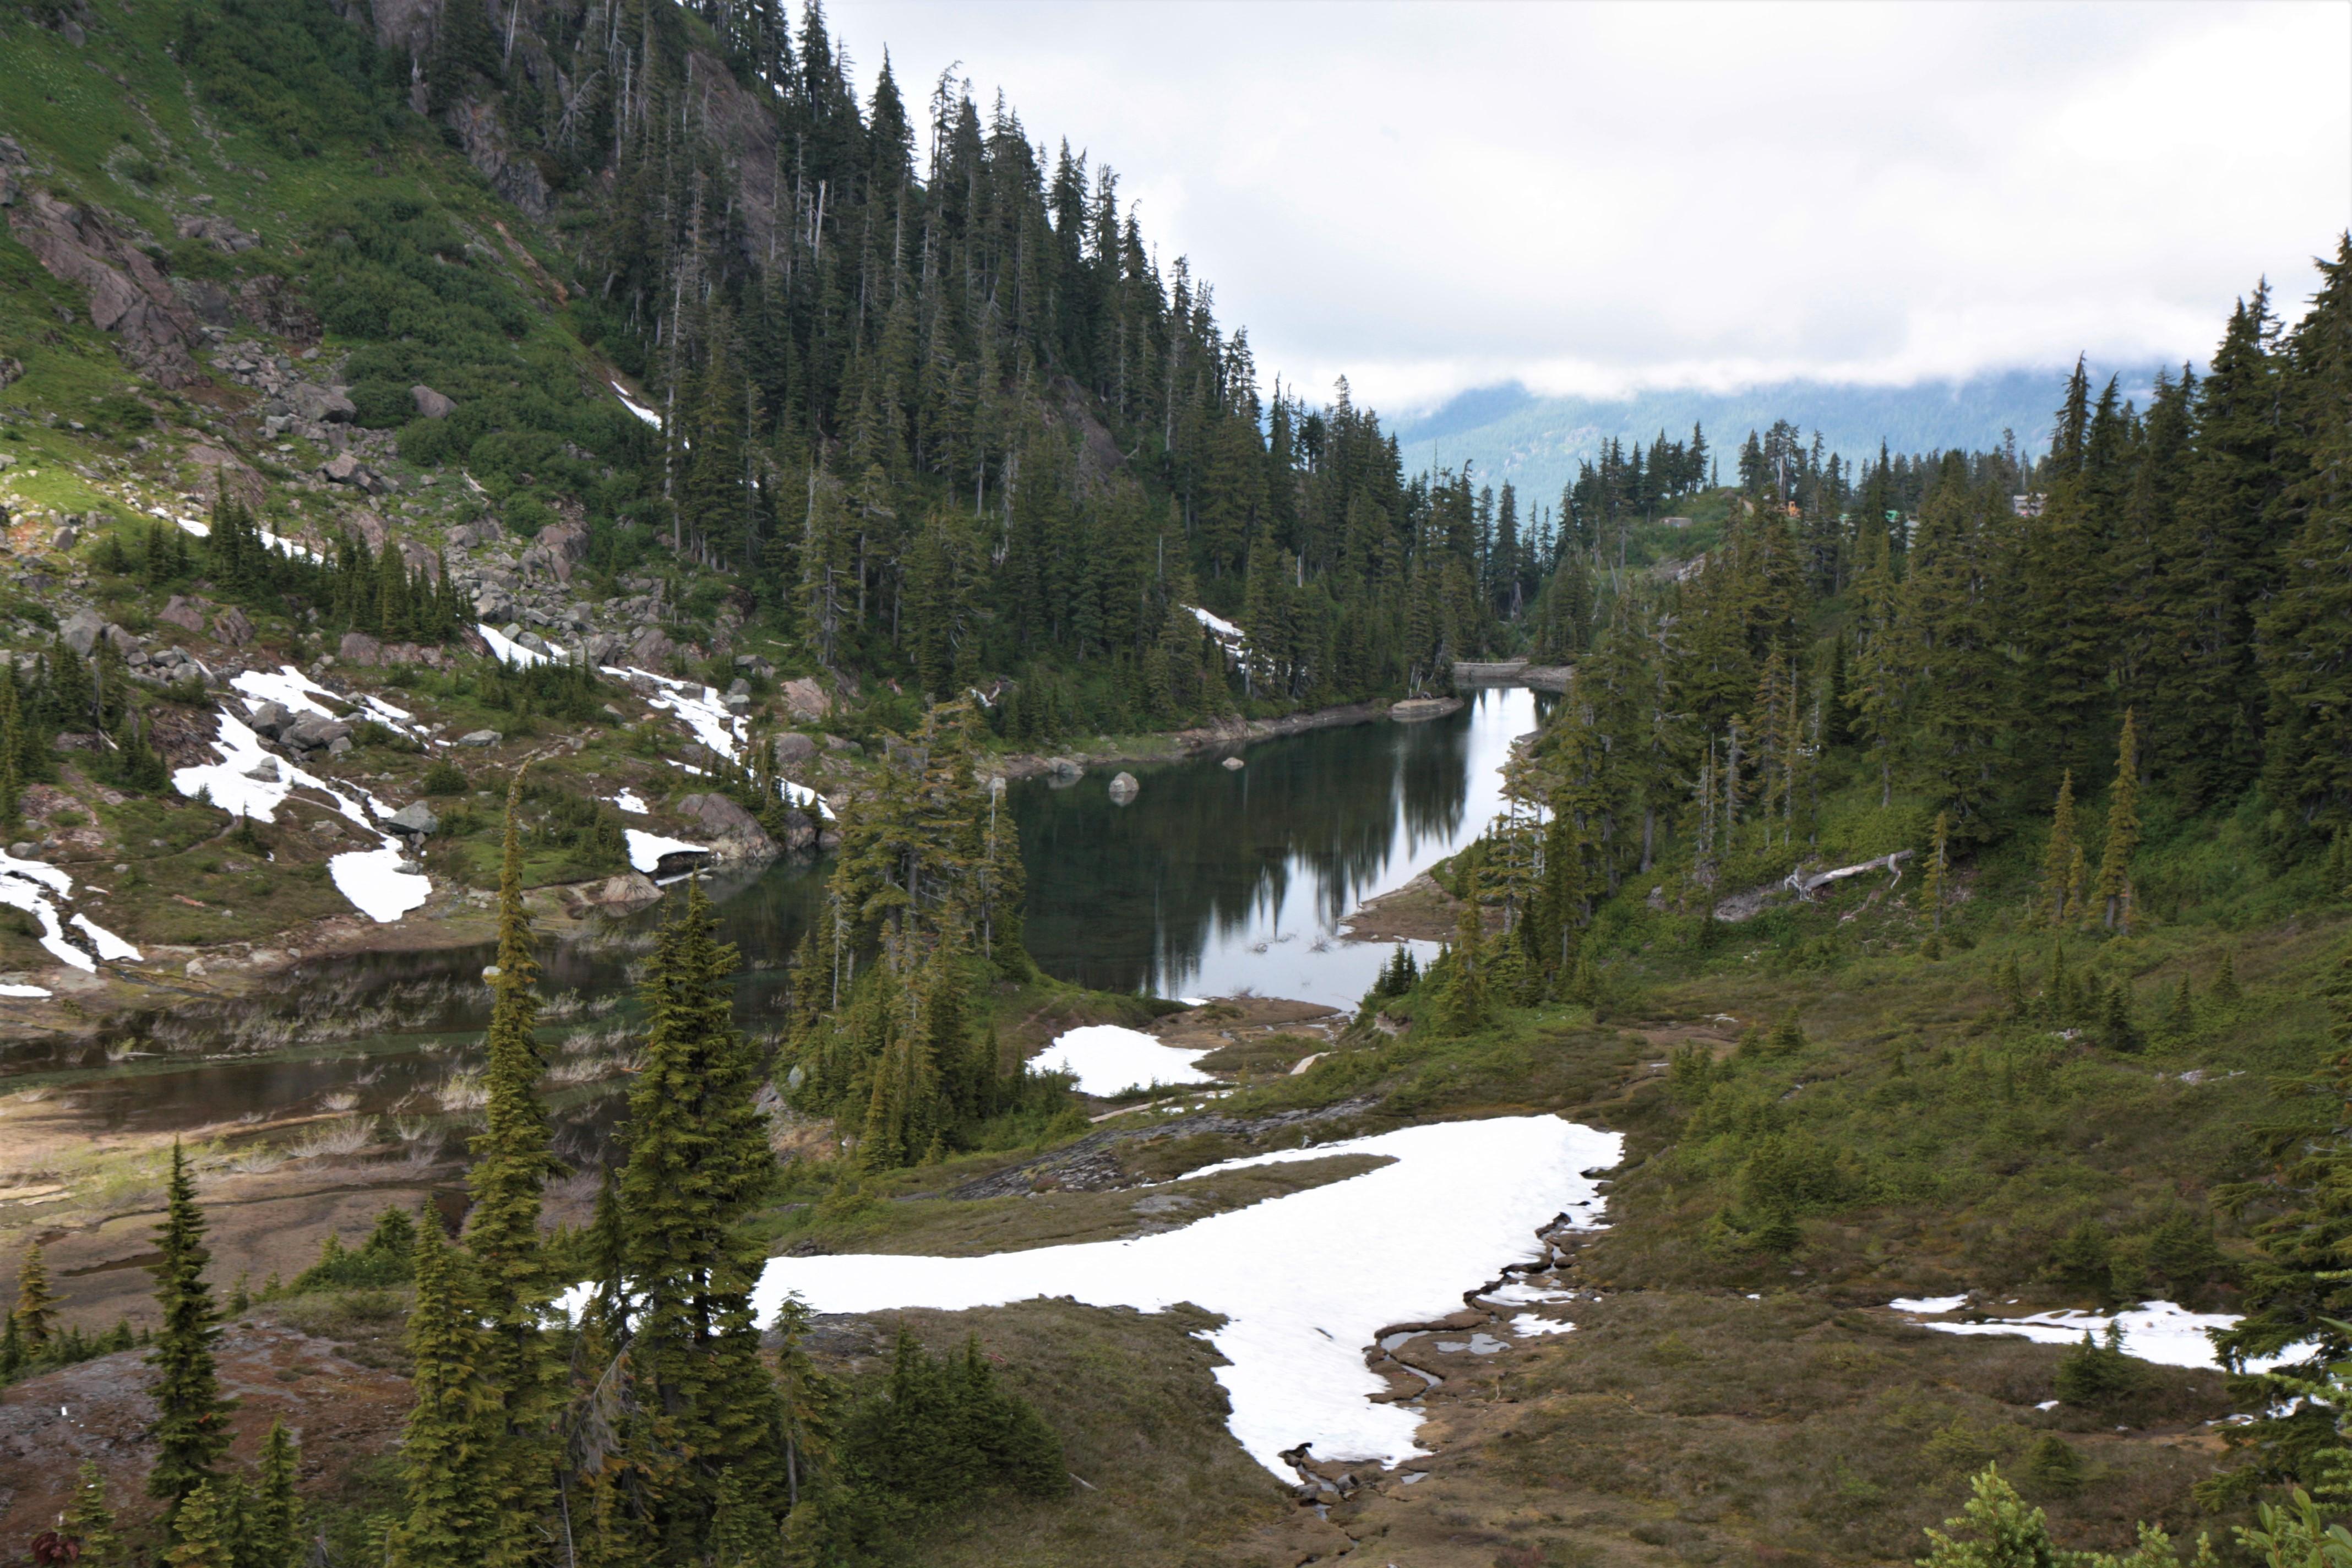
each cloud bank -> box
[833,1,2350,412]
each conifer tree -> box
[162,1478,232,1568]
[2095,711,2142,932]
[62,1460,117,1565]
[2213,951,2241,1006]
[464,780,560,1561]
[2166,972,2196,1036]
[15,1239,57,1347]
[1437,869,1489,1035]
[387,1216,505,1567]
[2214,928,2352,1482]
[252,1419,304,1568]
[147,1141,235,1520]
[2037,772,2079,928]
[613,878,785,1543]
[1924,812,1950,935]
[771,1293,837,1511]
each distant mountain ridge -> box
[1389,366,2177,499]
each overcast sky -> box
[830,1,2352,416]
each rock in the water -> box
[675,791,778,863]
[384,801,439,837]
[1222,755,1246,771]
[560,871,663,916]
[1108,771,1140,803]
[1047,756,1084,781]
[455,729,501,748]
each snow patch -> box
[611,380,663,429]
[1892,1297,2300,1372]
[1511,1313,1576,1337]
[613,790,649,815]
[1888,1295,1969,1314]
[479,623,570,669]
[624,828,706,873]
[1031,1024,1216,1096]
[233,665,345,721]
[603,665,835,820]
[172,709,429,924]
[0,983,50,999]
[0,845,137,972]
[742,1115,1624,1477]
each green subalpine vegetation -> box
[6,0,2352,1560]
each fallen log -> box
[1785,848,1914,900]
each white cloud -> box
[834,1,2350,413]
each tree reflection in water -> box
[1015,688,1548,1006]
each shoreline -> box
[0,681,1538,1043]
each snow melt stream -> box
[749,1114,1622,1477]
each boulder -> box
[1222,755,1246,771]
[627,627,674,670]
[410,384,455,419]
[455,729,501,748]
[773,732,818,770]
[1046,756,1084,781]
[51,525,79,551]
[211,606,253,646]
[383,801,439,837]
[1108,771,1140,804]
[288,383,356,424]
[159,595,205,633]
[675,791,778,864]
[280,713,352,752]
[560,870,663,916]
[173,213,257,253]
[59,607,104,656]
[339,631,382,666]
[781,676,830,721]
[247,701,293,739]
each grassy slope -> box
[748,767,2338,1564]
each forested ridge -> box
[163,0,1651,733]
[9,0,2352,1562]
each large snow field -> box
[1030,1023,1217,1096]
[750,1114,1623,1477]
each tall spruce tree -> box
[464,781,562,1564]
[252,1419,304,1568]
[388,1216,507,1567]
[612,878,785,1548]
[2095,711,2142,932]
[147,1141,235,1521]
[15,1239,57,1347]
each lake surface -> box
[1,688,1545,1129]
[1016,685,1545,1008]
